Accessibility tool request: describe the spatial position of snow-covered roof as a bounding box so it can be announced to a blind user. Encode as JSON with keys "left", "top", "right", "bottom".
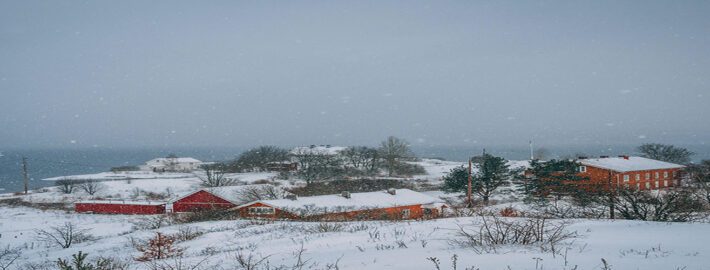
{"left": 76, "top": 200, "right": 166, "bottom": 205}
{"left": 239, "top": 189, "right": 445, "bottom": 215}
{"left": 146, "top": 157, "right": 202, "bottom": 164}
{"left": 171, "top": 184, "right": 289, "bottom": 205}
{"left": 579, "top": 156, "right": 685, "bottom": 173}
{"left": 289, "top": 145, "right": 347, "bottom": 156}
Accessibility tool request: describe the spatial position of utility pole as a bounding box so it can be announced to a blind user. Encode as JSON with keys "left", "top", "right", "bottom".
{"left": 21, "top": 157, "right": 29, "bottom": 195}
{"left": 467, "top": 156, "right": 473, "bottom": 208}
{"left": 529, "top": 140, "right": 534, "bottom": 160}
{"left": 607, "top": 169, "right": 615, "bottom": 219}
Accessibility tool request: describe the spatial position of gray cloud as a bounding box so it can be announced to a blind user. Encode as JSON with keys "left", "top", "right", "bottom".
{"left": 1, "top": 1, "right": 709, "bottom": 149}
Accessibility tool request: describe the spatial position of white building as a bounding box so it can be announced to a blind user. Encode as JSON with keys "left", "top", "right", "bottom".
{"left": 141, "top": 157, "right": 203, "bottom": 172}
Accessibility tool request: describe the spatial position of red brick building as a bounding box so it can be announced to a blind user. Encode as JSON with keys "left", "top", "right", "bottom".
{"left": 577, "top": 156, "right": 685, "bottom": 190}
{"left": 75, "top": 200, "right": 165, "bottom": 215}
{"left": 235, "top": 189, "right": 447, "bottom": 221}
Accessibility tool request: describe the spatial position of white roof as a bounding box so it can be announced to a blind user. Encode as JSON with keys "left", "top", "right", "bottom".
{"left": 172, "top": 184, "right": 288, "bottom": 205}
{"left": 147, "top": 157, "right": 202, "bottom": 164}
{"left": 579, "top": 156, "right": 685, "bottom": 172}
{"left": 290, "top": 146, "right": 347, "bottom": 156}
{"left": 241, "top": 189, "right": 445, "bottom": 215}
{"left": 77, "top": 200, "right": 165, "bottom": 205}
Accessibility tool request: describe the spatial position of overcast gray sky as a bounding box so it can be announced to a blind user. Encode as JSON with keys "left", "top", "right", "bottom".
{"left": 1, "top": 1, "right": 709, "bottom": 149}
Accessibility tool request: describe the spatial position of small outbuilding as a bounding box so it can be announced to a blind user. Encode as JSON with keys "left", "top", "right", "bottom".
{"left": 75, "top": 200, "right": 166, "bottom": 215}
{"left": 235, "top": 189, "right": 447, "bottom": 221}
{"left": 170, "top": 184, "right": 289, "bottom": 213}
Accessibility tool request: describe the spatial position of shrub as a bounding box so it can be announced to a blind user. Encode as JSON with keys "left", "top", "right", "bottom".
{"left": 0, "top": 246, "right": 21, "bottom": 270}
{"left": 499, "top": 206, "right": 519, "bottom": 217}
{"left": 35, "top": 222, "right": 93, "bottom": 249}
{"left": 451, "top": 215, "right": 576, "bottom": 254}
{"left": 135, "top": 233, "right": 184, "bottom": 262}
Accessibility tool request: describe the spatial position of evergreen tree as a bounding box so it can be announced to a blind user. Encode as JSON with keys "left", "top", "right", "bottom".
{"left": 472, "top": 153, "right": 513, "bottom": 204}
{"left": 524, "top": 159, "right": 588, "bottom": 200}
{"left": 442, "top": 166, "right": 468, "bottom": 193}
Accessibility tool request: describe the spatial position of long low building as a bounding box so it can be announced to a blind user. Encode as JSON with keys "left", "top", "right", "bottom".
{"left": 75, "top": 200, "right": 166, "bottom": 215}
{"left": 234, "top": 189, "right": 446, "bottom": 220}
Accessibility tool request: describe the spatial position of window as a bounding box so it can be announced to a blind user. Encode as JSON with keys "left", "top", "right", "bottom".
{"left": 663, "top": 171, "right": 668, "bottom": 179}
{"left": 623, "top": 175, "right": 630, "bottom": 182}
{"left": 401, "top": 209, "right": 411, "bottom": 219}
{"left": 672, "top": 171, "right": 677, "bottom": 177}
{"left": 663, "top": 180, "right": 668, "bottom": 187}
{"left": 655, "top": 172, "right": 659, "bottom": 179}
{"left": 248, "top": 207, "right": 274, "bottom": 215}
{"left": 578, "top": 166, "right": 587, "bottom": 173}
{"left": 645, "top": 173, "right": 650, "bottom": 180}
{"left": 635, "top": 174, "right": 640, "bottom": 181}
{"left": 645, "top": 182, "right": 650, "bottom": 189}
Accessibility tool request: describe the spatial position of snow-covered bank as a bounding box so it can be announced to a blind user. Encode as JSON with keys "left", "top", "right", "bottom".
{"left": 0, "top": 206, "right": 708, "bottom": 270}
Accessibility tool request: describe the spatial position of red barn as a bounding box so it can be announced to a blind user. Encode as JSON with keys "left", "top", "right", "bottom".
{"left": 171, "top": 184, "right": 289, "bottom": 213}
{"left": 577, "top": 156, "right": 685, "bottom": 190}
{"left": 75, "top": 200, "right": 165, "bottom": 215}
{"left": 235, "top": 189, "right": 447, "bottom": 221}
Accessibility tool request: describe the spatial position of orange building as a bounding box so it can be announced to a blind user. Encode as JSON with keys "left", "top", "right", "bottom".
{"left": 577, "top": 156, "right": 685, "bottom": 190}
{"left": 234, "top": 189, "right": 447, "bottom": 221}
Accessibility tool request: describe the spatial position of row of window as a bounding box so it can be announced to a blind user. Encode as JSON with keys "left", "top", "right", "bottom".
{"left": 624, "top": 180, "right": 678, "bottom": 189}
{"left": 622, "top": 171, "right": 675, "bottom": 182}
{"left": 248, "top": 207, "right": 275, "bottom": 215}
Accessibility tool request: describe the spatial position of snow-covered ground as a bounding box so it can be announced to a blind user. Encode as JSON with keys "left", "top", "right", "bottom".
{"left": 6, "top": 158, "right": 704, "bottom": 269}
{"left": 1, "top": 206, "right": 708, "bottom": 270}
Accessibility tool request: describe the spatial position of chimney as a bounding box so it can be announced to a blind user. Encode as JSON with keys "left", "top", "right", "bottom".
{"left": 387, "top": 188, "right": 397, "bottom": 195}
{"left": 341, "top": 191, "right": 351, "bottom": 199}
{"left": 286, "top": 194, "right": 298, "bottom": 201}
{"left": 622, "top": 155, "right": 629, "bottom": 160}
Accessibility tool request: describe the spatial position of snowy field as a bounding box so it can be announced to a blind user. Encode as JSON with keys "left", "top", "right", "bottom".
{"left": 4, "top": 158, "right": 705, "bottom": 269}
{"left": 1, "top": 206, "right": 708, "bottom": 269}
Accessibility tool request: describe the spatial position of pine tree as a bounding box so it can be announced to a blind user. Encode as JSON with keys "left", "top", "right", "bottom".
{"left": 472, "top": 153, "right": 512, "bottom": 204}
{"left": 524, "top": 159, "right": 588, "bottom": 200}
{"left": 442, "top": 166, "right": 468, "bottom": 193}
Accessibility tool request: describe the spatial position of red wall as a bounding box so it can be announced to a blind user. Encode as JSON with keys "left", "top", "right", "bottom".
{"left": 75, "top": 202, "right": 165, "bottom": 215}
{"left": 578, "top": 166, "right": 682, "bottom": 190}
{"left": 172, "top": 190, "right": 236, "bottom": 212}
{"left": 238, "top": 203, "right": 440, "bottom": 220}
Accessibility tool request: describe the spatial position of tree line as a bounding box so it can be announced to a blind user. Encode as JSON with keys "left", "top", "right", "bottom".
{"left": 204, "top": 136, "right": 426, "bottom": 186}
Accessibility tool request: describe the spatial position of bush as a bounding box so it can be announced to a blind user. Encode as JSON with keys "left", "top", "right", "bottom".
{"left": 173, "top": 226, "right": 204, "bottom": 242}
{"left": 35, "top": 222, "right": 93, "bottom": 249}
{"left": 393, "top": 162, "right": 426, "bottom": 176}
{"left": 613, "top": 188, "right": 706, "bottom": 222}
{"left": 135, "top": 233, "right": 184, "bottom": 262}
{"left": 0, "top": 246, "right": 21, "bottom": 270}
{"left": 306, "top": 222, "right": 345, "bottom": 233}
{"left": 56, "top": 252, "right": 130, "bottom": 270}
{"left": 451, "top": 215, "right": 576, "bottom": 254}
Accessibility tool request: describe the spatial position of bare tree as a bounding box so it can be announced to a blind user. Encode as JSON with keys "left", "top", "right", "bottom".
{"left": 0, "top": 246, "right": 21, "bottom": 270}
{"left": 229, "top": 146, "right": 289, "bottom": 172}
{"left": 35, "top": 222, "right": 93, "bottom": 248}
{"left": 379, "top": 136, "right": 414, "bottom": 177}
{"left": 235, "top": 185, "right": 286, "bottom": 204}
{"left": 56, "top": 180, "right": 76, "bottom": 194}
{"left": 197, "top": 163, "right": 235, "bottom": 187}
{"left": 292, "top": 148, "right": 343, "bottom": 185}
{"left": 687, "top": 160, "right": 710, "bottom": 204}
{"left": 80, "top": 181, "right": 105, "bottom": 195}
{"left": 638, "top": 143, "right": 694, "bottom": 164}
